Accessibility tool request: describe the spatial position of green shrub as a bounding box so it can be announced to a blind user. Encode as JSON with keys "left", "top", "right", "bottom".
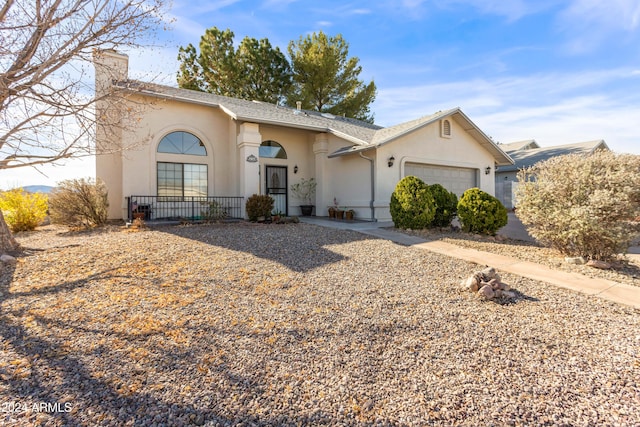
{"left": 290, "top": 178, "right": 316, "bottom": 205}
{"left": 515, "top": 151, "right": 640, "bottom": 260}
{"left": 429, "top": 183, "right": 458, "bottom": 227}
{"left": 245, "top": 194, "right": 274, "bottom": 221}
{"left": 0, "top": 188, "right": 49, "bottom": 232}
{"left": 390, "top": 176, "right": 435, "bottom": 229}
{"left": 49, "top": 178, "right": 109, "bottom": 228}
{"left": 457, "top": 187, "right": 507, "bottom": 235}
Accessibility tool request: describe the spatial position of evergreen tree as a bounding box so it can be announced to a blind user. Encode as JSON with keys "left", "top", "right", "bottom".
{"left": 287, "top": 31, "right": 377, "bottom": 123}
{"left": 177, "top": 27, "right": 292, "bottom": 104}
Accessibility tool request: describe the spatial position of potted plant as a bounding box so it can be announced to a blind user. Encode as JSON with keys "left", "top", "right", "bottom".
{"left": 345, "top": 209, "right": 355, "bottom": 220}
{"left": 290, "top": 178, "right": 316, "bottom": 216}
{"left": 328, "top": 197, "right": 339, "bottom": 219}
{"left": 272, "top": 210, "right": 284, "bottom": 223}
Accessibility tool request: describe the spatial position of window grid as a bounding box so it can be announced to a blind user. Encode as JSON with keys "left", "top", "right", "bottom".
{"left": 158, "top": 131, "right": 207, "bottom": 156}
{"left": 259, "top": 140, "right": 287, "bottom": 159}
{"left": 157, "top": 162, "right": 207, "bottom": 198}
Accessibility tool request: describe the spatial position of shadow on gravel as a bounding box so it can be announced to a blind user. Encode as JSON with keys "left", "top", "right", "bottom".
{"left": 158, "top": 222, "right": 369, "bottom": 273}
{"left": 494, "top": 289, "right": 541, "bottom": 306}
{"left": 0, "top": 318, "right": 349, "bottom": 426}
{"left": 2, "top": 268, "right": 120, "bottom": 301}
{"left": 0, "top": 287, "right": 348, "bottom": 426}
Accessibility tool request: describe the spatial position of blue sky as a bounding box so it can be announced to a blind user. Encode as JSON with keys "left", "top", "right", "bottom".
{"left": 4, "top": 0, "right": 640, "bottom": 187}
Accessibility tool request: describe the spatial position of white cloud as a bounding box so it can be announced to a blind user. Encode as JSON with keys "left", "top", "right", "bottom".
{"left": 373, "top": 68, "right": 640, "bottom": 155}
{"left": 561, "top": 0, "right": 640, "bottom": 31}
{"left": 445, "top": 0, "right": 542, "bottom": 22}
{"left": 557, "top": 0, "right": 640, "bottom": 53}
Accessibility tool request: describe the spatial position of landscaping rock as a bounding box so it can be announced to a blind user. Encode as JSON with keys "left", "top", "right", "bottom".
{"left": 586, "top": 260, "right": 611, "bottom": 270}
{"left": 478, "top": 284, "right": 495, "bottom": 300}
{"left": 565, "top": 256, "right": 586, "bottom": 265}
{"left": 0, "top": 254, "right": 16, "bottom": 265}
{"left": 461, "top": 275, "right": 479, "bottom": 292}
{"left": 462, "top": 266, "right": 514, "bottom": 301}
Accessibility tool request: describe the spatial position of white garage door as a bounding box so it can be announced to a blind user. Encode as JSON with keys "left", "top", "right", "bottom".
{"left": 404, "top": 163, "right": 477, "bottom": 197}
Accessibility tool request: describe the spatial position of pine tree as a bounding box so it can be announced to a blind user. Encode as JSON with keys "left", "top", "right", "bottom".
{"left": 287, "top": 31, "right": 376, "bottom": 123}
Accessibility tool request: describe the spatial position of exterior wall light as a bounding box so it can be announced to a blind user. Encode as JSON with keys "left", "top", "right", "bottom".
{"left": 294, "top": 165, "right": 298, "bottom": 174}
{"left": 485, "top": 166, "right": 492, "bottom": 175}
{"left": 388, "top": 156, "right": 395, "bottom": 167}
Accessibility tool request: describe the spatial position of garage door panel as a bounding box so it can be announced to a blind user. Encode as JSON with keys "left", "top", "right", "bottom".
{"left": 404, "top": 163, "right": 477, "bottom": 197}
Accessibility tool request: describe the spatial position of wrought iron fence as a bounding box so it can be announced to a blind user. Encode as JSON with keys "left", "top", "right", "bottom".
{"left": 126, "top": 196, "right": 244, "bottom": 221}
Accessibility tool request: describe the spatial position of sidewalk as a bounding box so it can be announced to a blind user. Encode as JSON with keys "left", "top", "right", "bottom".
{"left": 299, "top": 217, "right": 640, "bottom": 310}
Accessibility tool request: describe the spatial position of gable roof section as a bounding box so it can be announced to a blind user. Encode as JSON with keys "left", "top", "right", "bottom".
{"left": 115, "top": 80, "right": 381, "bottom": 145}
{"left": 500, "top": 139, "right": 540, "bottom": 152}
{"left": 497, "top": 140, "right": 609, "bottom": 172}
{"left": 329, "top": 108, "right": 513, "bottom": 166}
{"left": 115, "top": 81, "right": 512, "bottom": 166}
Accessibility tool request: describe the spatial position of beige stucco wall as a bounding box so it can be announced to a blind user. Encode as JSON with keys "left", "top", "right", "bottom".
{"left": 95, "top": 51, "right": 501, "bottom": 223}
{"left": 100, "top": 94, "right": 237, "bottom": 219}
{"left": 322, "top": 137, "right": 373, "bottom": 220}
{"left": 259, "top": 125, "right": 316, "bottom": 216}
{"left": 374, "top": 118, "right": 497, "bottom": 220}
{"left": 94, "top": 50, "right": 128, "bottom": 219}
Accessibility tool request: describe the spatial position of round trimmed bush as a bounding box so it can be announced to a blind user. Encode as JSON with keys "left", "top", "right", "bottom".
{"left": 390, "top": 176, "right": 435, "bottom": 229}
{"left": 457, "top": 187, "right": 507, "bottom": 235}
{"left": 429, "top": 183, "right": 458, "bottom": 227}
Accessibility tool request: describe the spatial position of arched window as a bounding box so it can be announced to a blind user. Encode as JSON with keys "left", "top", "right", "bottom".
{"left": 156, "top": 131, "right": 208, "bottom": 198}
{"left": 441, "top": 119, "right": 451, "bottom": 138}
{"left": 259, "top": 140, "right": 287, "bottom": 159}
{"left": 158, "top": 131, "right": 207, "bottom": 156}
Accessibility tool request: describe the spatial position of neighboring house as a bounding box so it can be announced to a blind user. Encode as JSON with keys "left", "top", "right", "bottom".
{"left": 495, "top": 139, "right": 609, "bottom": 209}
{"left": 94, "top": 50, "right": 513, "bottom": 221}
{"left": 498, "top": 139, "right": 540, "bottom": 152}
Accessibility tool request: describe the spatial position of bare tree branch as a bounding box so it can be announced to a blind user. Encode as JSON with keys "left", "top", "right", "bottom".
{"left": 1, "top": 0, "right": 167, "bottom": 171}
{"left": 0, "top": 0, "right": 168, "bottom": 251}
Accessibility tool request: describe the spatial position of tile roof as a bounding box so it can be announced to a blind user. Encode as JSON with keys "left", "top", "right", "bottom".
{"left": 329, "top": 108, "right": 513, "bottom": 166}
{"left": 117, "top": 80, "right": 381, "bottom": 145}
{"left": 499, "top": 140, "right": 539, "bottom": 152}
{"left": 497, "top": 140, "right": 609, "bottom": 172}
{"left": 116, "top": 80, "right": 513, "bottom": 165}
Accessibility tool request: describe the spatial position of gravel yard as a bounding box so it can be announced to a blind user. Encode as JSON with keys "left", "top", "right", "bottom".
{"left": 1, "top": 222, "right": 639, "bottom": 426}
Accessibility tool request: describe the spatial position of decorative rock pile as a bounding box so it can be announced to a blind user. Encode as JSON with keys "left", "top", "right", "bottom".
{"left": 461, "top": 267, "right": 516, "bottom": 301}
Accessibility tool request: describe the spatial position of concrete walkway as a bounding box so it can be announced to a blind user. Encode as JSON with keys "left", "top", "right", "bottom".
{"left": 299, "top": 217, "right": 640, "bottom": 309}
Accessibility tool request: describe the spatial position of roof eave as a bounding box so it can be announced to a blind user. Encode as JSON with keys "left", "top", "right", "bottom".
{"left": 328, "top": 144, "right": 375, "bottom": 158}
{"left": 450, "top": 110, "right": 514, "bottom": 166}
{"left": 116, "top": 82, "right": 370, "bottom": 144}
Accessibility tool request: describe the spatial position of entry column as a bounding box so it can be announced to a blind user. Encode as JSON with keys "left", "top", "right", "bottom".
{"left": 313, "top": 133, "right": 329, "bottom": 214}
{"left": 237, "top": 123, "right": 262, "bottom": 218}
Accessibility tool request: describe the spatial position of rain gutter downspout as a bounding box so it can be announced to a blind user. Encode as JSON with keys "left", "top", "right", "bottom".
{"left": 359, "top": 152, "right": 376, "bottom": 222}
